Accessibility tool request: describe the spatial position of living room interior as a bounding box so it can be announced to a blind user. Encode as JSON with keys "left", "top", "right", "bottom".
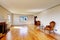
{"left": 0, "top": 0, "right": 60, "bottom": 40}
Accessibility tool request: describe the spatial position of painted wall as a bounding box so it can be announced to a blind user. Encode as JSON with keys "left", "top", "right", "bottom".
{"left": 13, "top": 14, "right": 34, "bottom": 25}
{"left": 0, "top": 6, "right": 8, "bottom": 22}
{"left": 37, "top": 5, "right": 60, "bottom": 34}
{"left": 0, "top": 5, "right": 12, "bottom": 28}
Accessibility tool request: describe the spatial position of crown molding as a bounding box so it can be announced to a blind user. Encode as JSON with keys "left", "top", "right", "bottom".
{"left": 39, "top": 4, "right": 60, "bottom": 13}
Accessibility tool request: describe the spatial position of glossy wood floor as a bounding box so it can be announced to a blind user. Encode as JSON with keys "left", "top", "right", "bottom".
{"left": 1, "top": 25, "right": 55, "bottom": 40}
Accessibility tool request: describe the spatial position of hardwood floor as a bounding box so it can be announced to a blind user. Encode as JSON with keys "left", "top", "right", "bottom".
{"left": 1, "top": 25, "right": 56, "bottom": 40}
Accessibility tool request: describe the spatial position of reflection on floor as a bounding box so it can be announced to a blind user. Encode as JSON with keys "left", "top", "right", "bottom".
{"left": 1, "top": 25, "right": 56, "bottom": 40}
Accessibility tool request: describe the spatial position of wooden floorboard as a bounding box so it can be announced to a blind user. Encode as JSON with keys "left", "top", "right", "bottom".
{"left": 1, "top": 25, "right": 56, "bottom": 40}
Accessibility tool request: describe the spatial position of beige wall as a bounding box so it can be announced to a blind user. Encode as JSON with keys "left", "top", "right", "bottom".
{"left": 37, "top": 5, "right": 60, "bottom": 34}
{"left": 0, "top": 5, "right": 12, "bottom": 22}
{"left": 0, "top": 5, "right": 8, "bottom": 22}
{"left": 0, "top": 5, "right": 12, "bottom": 28}
{"left": 12, "top": 14, "right": 34, "bottom": 25}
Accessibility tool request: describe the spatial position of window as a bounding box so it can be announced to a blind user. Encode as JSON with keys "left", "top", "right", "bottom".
{"left": 20, "top": 16, "right": 28, "bottom": 22}
{"left": 8, "top": 15, "right": 11, "bottom": 22}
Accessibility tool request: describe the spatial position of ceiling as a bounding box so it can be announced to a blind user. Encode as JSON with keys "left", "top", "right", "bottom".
{"left": 0, "top": 0, "right": 60, "bottom": 15}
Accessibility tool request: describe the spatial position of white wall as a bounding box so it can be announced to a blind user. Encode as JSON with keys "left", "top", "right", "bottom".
{"left": 37, "top": 5, "right": 60, "bottom": 34}
{"left": 13, "top": 14, "right": 34, "bottom": 25}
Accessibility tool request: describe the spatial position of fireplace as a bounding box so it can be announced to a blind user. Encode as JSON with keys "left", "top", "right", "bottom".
{"left": 0, "top": 22, "right": 7, "bottom": 34}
